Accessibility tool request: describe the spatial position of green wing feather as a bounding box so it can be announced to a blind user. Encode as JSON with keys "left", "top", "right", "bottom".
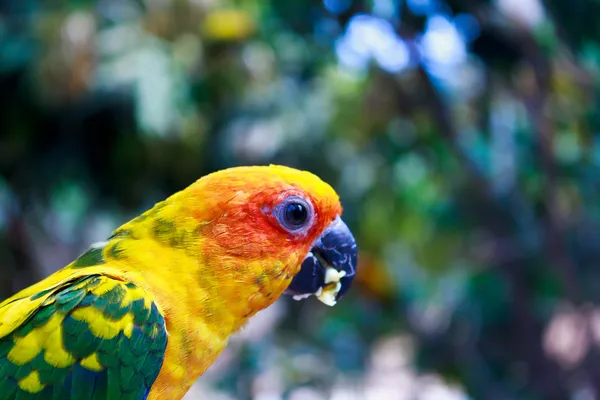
{"left": 0, "top": 274, "right": 167, "bottom": 400}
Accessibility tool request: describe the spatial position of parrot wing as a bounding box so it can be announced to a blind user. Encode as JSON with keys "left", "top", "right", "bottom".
{"left": 0, "top": 272, "right": 167, "bottom": 400}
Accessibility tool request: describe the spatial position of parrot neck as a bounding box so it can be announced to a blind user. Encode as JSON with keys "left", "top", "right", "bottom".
{"left": 101, "top": 234, "right": 296, "bottom": 398}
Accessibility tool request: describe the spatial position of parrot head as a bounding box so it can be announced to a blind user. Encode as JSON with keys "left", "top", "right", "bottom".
{"left": 181, "top": 164, "right": 358, "bottom": 307}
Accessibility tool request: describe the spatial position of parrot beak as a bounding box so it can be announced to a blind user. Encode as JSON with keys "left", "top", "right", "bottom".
{"left": 284, "top": 216, "right": 358, "bottom": 306}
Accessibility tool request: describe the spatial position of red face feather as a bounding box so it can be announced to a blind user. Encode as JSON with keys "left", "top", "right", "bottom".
{"left": 186, "top": 166, "right": 343, "bottom": 265}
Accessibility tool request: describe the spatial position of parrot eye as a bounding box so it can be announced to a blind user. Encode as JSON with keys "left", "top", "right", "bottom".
{"left": 274, "top": 196, "right": 314, "bottom": 233}
{"left": 285, "top": 203, "right": 308, "bottom": 226}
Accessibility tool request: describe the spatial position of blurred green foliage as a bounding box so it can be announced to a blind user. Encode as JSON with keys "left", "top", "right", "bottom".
{"left": 2, "top": 0, "right": 600, "bottom": 399}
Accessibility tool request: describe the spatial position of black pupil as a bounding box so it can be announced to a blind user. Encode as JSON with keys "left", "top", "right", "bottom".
{"left": 285, "top": 203, "right": 308, "bottom": 227}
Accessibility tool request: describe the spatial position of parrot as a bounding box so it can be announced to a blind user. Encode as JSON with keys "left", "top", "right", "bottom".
{"left": 0, "top": 165, "right": 358, "bottom": 400}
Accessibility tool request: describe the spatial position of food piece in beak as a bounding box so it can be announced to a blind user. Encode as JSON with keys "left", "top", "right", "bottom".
{"left": 285, "top": 217, "right": 357, "bottom": 306}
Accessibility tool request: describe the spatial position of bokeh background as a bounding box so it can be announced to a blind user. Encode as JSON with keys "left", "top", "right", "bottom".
{"left": 1, "top": 0, "right": 599, "bottom": 399}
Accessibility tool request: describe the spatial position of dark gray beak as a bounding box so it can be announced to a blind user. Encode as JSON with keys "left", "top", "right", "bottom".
{"left": 285, "top": 217, "right": 358, "bottom": 305}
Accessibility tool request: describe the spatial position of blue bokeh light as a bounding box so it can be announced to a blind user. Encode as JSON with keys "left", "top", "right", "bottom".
{"left": 419, "top": 15, "right": 467, "bottom": 68}
{"left": 407, "top": 0, "right": 440, "bottom": 16}
{"left": 454, "top": 13, "right": 481, "bottom": 42}
{"left": 335, "top": 14, "right": 410, "bottom": 73}
{"left": 323, "top": 0, "right": 353, "bottom": 15}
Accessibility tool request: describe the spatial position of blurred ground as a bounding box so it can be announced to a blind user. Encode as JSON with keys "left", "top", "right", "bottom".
{"left": 2, "top": 0, "right": 600, "bottom": 399}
